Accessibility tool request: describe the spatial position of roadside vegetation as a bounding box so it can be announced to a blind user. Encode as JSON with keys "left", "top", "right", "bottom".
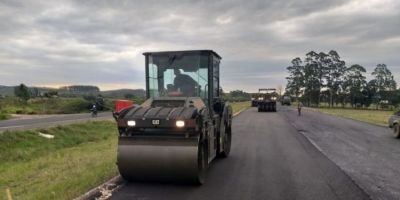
{"left": 0, "top": 121, "right": 118, "bottom": 200}
{"left": 285, "top": 50, "right": 398, "bottom": 110}
{"left": 311, "top": 107, "right": 392, "bottom": 126}
{"left": 0, "top": 84, "right": 145, "bottom": 119}
{"left": 0, "top": 96, "right": 95, "bottom": 115}
{"left": 231, "top": 101, "right": 250, "bottom": 114}
{"left": 0, "top": 111, "right": 10, "bottom": 120}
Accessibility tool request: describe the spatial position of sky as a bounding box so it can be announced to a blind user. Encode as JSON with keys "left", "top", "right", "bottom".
{"left": 0, "top": 0, "right": 399, "bottom": 92}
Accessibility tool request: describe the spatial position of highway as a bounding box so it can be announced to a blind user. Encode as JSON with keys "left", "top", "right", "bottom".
{"left": 108, "top": 106, "right": 399, "bottom": 200}
{"left": 0, "top": 112, "right": 112, "bottom": 131}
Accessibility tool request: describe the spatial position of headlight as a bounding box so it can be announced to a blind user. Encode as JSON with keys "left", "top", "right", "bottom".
{"left": 258, "top": 97, "right": 264, "bottom": 100}
{"left": 176, "top": 120, "right": 185, "bottom": 128}
{"left": 272, "top": 97, "right": 277, "bottom": 100}
{"left": 127, "top": 120, "right": 136, "bottom": 127}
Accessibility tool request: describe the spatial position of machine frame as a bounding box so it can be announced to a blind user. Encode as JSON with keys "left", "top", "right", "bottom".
{"left": 115, "top": 50, "right": 232, "bottom": 184}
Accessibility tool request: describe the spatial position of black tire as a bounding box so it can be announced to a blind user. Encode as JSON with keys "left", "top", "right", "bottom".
{"left": 393, "top": 123, "right": 400, "bottom": 138}
{"left": 219, "top": 123, "right": 232, "bottom": 158}
{"left": 196, "top": 136, "right": 208, "bottom": 184}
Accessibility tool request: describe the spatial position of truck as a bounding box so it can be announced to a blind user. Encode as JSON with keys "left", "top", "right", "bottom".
{"left": 257, "top": 88, "right": 278, "bottom": 112}
{"left": 281, "top": 95, "right": 291, "bottom": 106}
{"left": 388, "top": 113, "right": 400, "bottom": 138}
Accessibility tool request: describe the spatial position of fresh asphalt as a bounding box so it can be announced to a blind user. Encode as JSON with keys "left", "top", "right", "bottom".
{"left": 109, "top": 106, "right": 378, "bottom": 200}
{"left": 280, "top": 106, "right": 400, "bottom": 200}
{"left": 0, "top": 112, "right": 112, "bottom": 131}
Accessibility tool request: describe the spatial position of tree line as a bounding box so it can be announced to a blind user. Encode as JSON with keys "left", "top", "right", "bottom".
{"left": 285, "top": 50, "right": 397, "bottom": 108}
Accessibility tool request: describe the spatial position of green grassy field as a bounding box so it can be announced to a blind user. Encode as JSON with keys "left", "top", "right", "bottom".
{"left": 0, "top": 97, "right": 94, "bottom": 115}
{"left": 313, "top": 107, "right": 392, "bottom": 126}
{"left": 231, "top": 101, "right": 250, "bottom": 114}
{"left": 0, "top": 97, "right": 119, "bottom": 117}
{"left": 0, "top": 121, "right": 118, "bottom": 200}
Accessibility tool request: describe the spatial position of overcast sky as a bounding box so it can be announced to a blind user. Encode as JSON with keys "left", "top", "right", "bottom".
{"left": 1, "top": 0, "right": 399, "bottom": 92}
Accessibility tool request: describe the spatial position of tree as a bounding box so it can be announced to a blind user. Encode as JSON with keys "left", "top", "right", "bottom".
{"left": 124, "top": 94, "right": 136, "bottom": 99}
{"left": 30, "top": 88, "right": 40, "bottom": 97}
{"left": 277, "top": 85, "right": 283, "bottom": 97}
{"left": 366, "top": 80, "right": 379, "bottom": 108}
{"left": 285, "top": 57, "right": 304, "bottom": 98}
{"left": 285, "top": 51, "right": 400, "bottom": 108}
{"left": 324, "top": 50, "right": 347, "bottom": 107}
{"left": 303, "top": 51, "right": 322, "bottom": 106}
{"left": 14, "top": 83, "right": 30, "bottom": 102}
{"left": 44, "top": 91, "right": 58, "bottom": 98}
{"left": 343, "top": 64, "right": 367, "bottom": 107}
{"left": 371, "top": 64, "right": 397, "bottom": 105}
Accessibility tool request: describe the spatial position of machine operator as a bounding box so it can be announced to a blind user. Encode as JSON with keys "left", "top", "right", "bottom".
{"left": 173, "top": 68, "right": 197, "bottom": 96}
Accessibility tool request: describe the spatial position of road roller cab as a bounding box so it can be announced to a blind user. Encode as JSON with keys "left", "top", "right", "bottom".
{"left": 115, "top": 50, "right": 232, "bottom": 184}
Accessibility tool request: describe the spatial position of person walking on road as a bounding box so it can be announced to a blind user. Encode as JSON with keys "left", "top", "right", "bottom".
{"left": 298, "top": 102, "right": 303, "bottom": 116}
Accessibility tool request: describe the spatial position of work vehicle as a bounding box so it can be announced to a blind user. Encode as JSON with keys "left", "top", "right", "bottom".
{"left": 281, "top": 95, "right": 291, "bottom": 106}
{"left": 251, "top": 94, "right": 259, "bottom": 107}
{"left": 257, "top": 88, "right": 278, "bottom": 112}
{"left": 114, "top": 50, "right": 233, "bottom": 184}
{"left": 388, "top": 113, "right": 400, "bottom": 138}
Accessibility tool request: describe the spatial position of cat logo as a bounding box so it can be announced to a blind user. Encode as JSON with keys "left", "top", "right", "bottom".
{"left": 152, "top": 120, "right": 160, "bottom": 125}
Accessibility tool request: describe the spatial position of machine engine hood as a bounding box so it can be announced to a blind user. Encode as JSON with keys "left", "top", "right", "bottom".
{"left": 121, "top": 106, "right": 198, "bottom": 120}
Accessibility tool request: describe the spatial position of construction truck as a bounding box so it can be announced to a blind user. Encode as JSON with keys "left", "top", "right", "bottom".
{"left": 113, "top": 50, "right": 232, "bottom": 184}
{"left": 281, "top": 95, "right": 291, "bottom": 106}
{"left": 257, "top": 88, "right": 278, "bottom": 112}
{"left": 251, "top": 94, "right": 259, "bottom": 107}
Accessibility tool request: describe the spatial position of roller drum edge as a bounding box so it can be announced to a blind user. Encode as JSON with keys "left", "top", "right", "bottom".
{"left": 117, "top": 136, "right": 201, "bottom": 183}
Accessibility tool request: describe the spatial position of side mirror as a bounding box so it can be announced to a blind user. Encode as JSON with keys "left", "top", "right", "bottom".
{"left": 112, "top": 111, "right": 119, "bottom": 120}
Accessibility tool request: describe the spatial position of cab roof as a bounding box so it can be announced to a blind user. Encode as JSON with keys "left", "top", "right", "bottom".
{"left": 143, "top": 50, "right": 222, "bottom": 59}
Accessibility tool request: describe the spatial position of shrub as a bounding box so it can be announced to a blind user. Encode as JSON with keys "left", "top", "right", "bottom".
{"left": 393, "top": 107, "right": 400, "bottom": 115}
{"left": 58, "top": 98, "right": 92, "bottom": 114}
{"left": 0, "top": 111, "right": 10, "bottom": 120}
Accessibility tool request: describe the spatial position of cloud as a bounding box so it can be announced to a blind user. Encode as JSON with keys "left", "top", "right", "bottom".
{"left": 0, "top": 0, "right": 399, "bottom": 91}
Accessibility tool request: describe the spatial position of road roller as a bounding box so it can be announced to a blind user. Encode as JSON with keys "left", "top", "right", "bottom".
{"left": 257, "top": 88, "right": 278, "bottom": 112}
{"left": 114, "top": 50, "right": 232, "bottom": 184}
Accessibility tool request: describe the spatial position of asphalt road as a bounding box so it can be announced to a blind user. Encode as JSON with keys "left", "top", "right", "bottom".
{"left": 109, "top": 107, "right": 371, "bottom": 200}
{"left": 280, "top": 106, "right": 400, "bottom": 200}
{"left": 0, "top": 112, "right": 112, "bottom": 131}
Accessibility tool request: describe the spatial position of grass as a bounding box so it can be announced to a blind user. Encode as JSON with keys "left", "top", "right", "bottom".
{"left": 231, "top": 101, "right": 251, "bottom": 114}
{"left": 0, "top": 97, "right": 117, "bottom": 115}
{"left": 0, "top": 121, "right": 118, "bottom": 200}
{"left": 0, "top": 112, "right": 10, "bottom": 120}
{"left": 0, "top": 101, "right": 249, "bottom": 200}
{"left": 312, "top": 107, "right": 392, "bottom": 126}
